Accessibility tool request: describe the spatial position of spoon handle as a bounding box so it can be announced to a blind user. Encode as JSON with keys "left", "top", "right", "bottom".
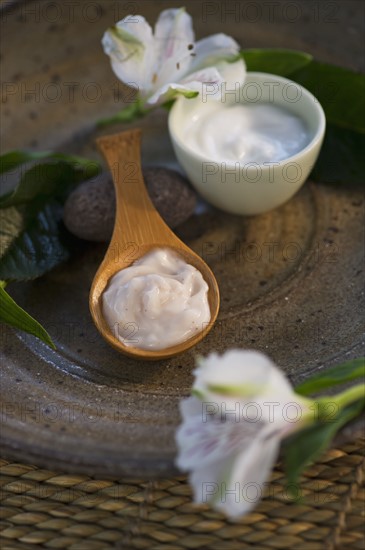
{"left": 96, "top": 129, "right": 173, "bottom": 246}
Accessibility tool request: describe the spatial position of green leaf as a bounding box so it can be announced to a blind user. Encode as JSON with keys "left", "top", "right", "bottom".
{"left": 1, "top": 162, "right": 76, "bottom": 208}
{"left": 241, "top": 48, "right": 313, "bottom": 77}
{"left": 0, "top": 151, "right": 99, "bottom": 340}
{"left": 295, "top": 358, "right": 365, "bottom": 396}
{"left": 97, "top": 101, "right": 148, "bottom": 128}
{"left": 0, "top": 151, "right": 54, "bottom": 174}
{"left": 0, "top": 150, "right": 100, "bottom": 177}
{"left": 0, "top": 152, "right": 99, "bottom": 282}
{"left": 0, "top": 281, "right": 55, "bottom": 349}
{"left": 311, "top": 125, "right": 365, "bottom": 184}
{"left": 0, "top": 202, "right": 72, "bottom": 281}
{"left": 291, "top": 61, "right": 365, "bottom": 133}
{"left": 0, "top": 161, "right": 99, "bottom": 209}
{"left": 0, "top": 206, "right": 23, "bottom": 257}
{"left": 284, "top": 398, "right": 365, "bottom": 486}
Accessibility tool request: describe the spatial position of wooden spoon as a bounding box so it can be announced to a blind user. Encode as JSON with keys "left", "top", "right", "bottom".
{"left": 89, "top": 129, "right": 220, "bottom": 360}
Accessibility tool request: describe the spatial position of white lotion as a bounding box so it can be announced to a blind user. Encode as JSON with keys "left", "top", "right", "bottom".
{"left": 186, "top": 103, "right": 310, "bottom": 164}
{"left": 102, "top": 249, "right": 211, "bottom": 350}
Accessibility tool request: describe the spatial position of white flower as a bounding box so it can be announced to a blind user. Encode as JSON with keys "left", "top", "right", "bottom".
{"left": 102, "top": 7, "right": 246, "bottom": 106}
{"left": 176, "top": 350, "right": 313, "bottom": 518}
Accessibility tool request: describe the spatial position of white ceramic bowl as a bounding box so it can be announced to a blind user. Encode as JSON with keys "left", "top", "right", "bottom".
{"left": 168, "top": 72, "right": 326, "bottom": 215}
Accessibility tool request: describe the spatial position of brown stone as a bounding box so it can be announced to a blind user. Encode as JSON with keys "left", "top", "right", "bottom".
{"left": 63, "top": 168, "right": 197, "bottom": 241}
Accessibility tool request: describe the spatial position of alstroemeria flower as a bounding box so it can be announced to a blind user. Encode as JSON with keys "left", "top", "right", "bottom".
{"left": 176, "top": 350, "right": 313, "bottom": 518}
{"left": 102, "top": 7, "right": 246, "bottom": 106}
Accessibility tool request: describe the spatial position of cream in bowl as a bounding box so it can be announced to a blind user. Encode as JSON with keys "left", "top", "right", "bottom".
{"left": 187, "top": 103, "right": 310, "bottom": 164}
{"left": 168, "top": 72, "right": 326, "bottom": 215}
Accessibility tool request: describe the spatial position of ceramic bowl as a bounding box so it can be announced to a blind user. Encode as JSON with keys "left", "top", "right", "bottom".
{"left": 168, "top": 72, "right": 326, "bottom": 215}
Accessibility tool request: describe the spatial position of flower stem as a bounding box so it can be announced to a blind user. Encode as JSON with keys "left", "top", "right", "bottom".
{"left": 316, "top": 384, "right": 365, "bottom": 419}
{"left": 97, "top": 99, "right": 148, "bottom": 128}
{"left": 330, "top": 384, "right": 365, "bottom": 409}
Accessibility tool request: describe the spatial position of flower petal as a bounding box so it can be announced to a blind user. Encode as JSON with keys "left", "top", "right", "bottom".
{"left": 243, "top": 394, "right": 312, "bottom": 427}
{"left": 179, "top": 395, "right": 203, "bottom": 420}
{"left": 189, "top": 456, "right": 234, "bottom": 506}
{"left": 189, "top": 59, "right": 246, "bottom": 102}
{"left": 152, "top": 8, "right": 196, "bottom": 88}
{"left": 180, "top": 67, "right": 223, "bottom": 88}
{"left": 216, "top": 429, "right": 280, "bottom": 517}
{"left": 176, "top": 397, "right": 266, "bottom": 470}
{"left": 176, "top": 407, "right": 234, "bottom": 470}
{"left": 194, "top": 350, "right": 281, "bottom": 397}
{"left": 190, "top": 33, "right": 240, "bottom": 72}
{"left": 215, "top": 58, "right": 247, "bottom": 97}
{"left": 192, "top": 350, "right": 300, "bottom": 421}
{"left": 102, "top": 16, "right": 155, "bottom": 92}
{"left": 146, "top": 66, "right": 224, "bottom": 105}
{"left": 187, "top": 424, "right": 279, "bottom": 518}
{"left": 146, "top": 82, "right": 199, "bottom": 106}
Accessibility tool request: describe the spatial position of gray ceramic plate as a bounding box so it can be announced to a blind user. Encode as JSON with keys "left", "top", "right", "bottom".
{"left": 1, "top": 1, "right": 364, "bottom": 477}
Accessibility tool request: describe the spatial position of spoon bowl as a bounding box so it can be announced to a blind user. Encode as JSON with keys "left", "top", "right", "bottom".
{"left": 89, "top": 129, "right": 220, "bottom": 360}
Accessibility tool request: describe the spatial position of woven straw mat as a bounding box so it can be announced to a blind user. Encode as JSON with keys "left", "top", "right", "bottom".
{"left": 0, "top": 438, "right": 364, "bottom": 550}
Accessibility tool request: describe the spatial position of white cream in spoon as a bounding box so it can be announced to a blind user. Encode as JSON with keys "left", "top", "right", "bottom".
{"left": 186, "top": 102, "right": 310, "bottom": 164}
{"left": 102, "top": 248, "right": 211, "bottom": 350}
